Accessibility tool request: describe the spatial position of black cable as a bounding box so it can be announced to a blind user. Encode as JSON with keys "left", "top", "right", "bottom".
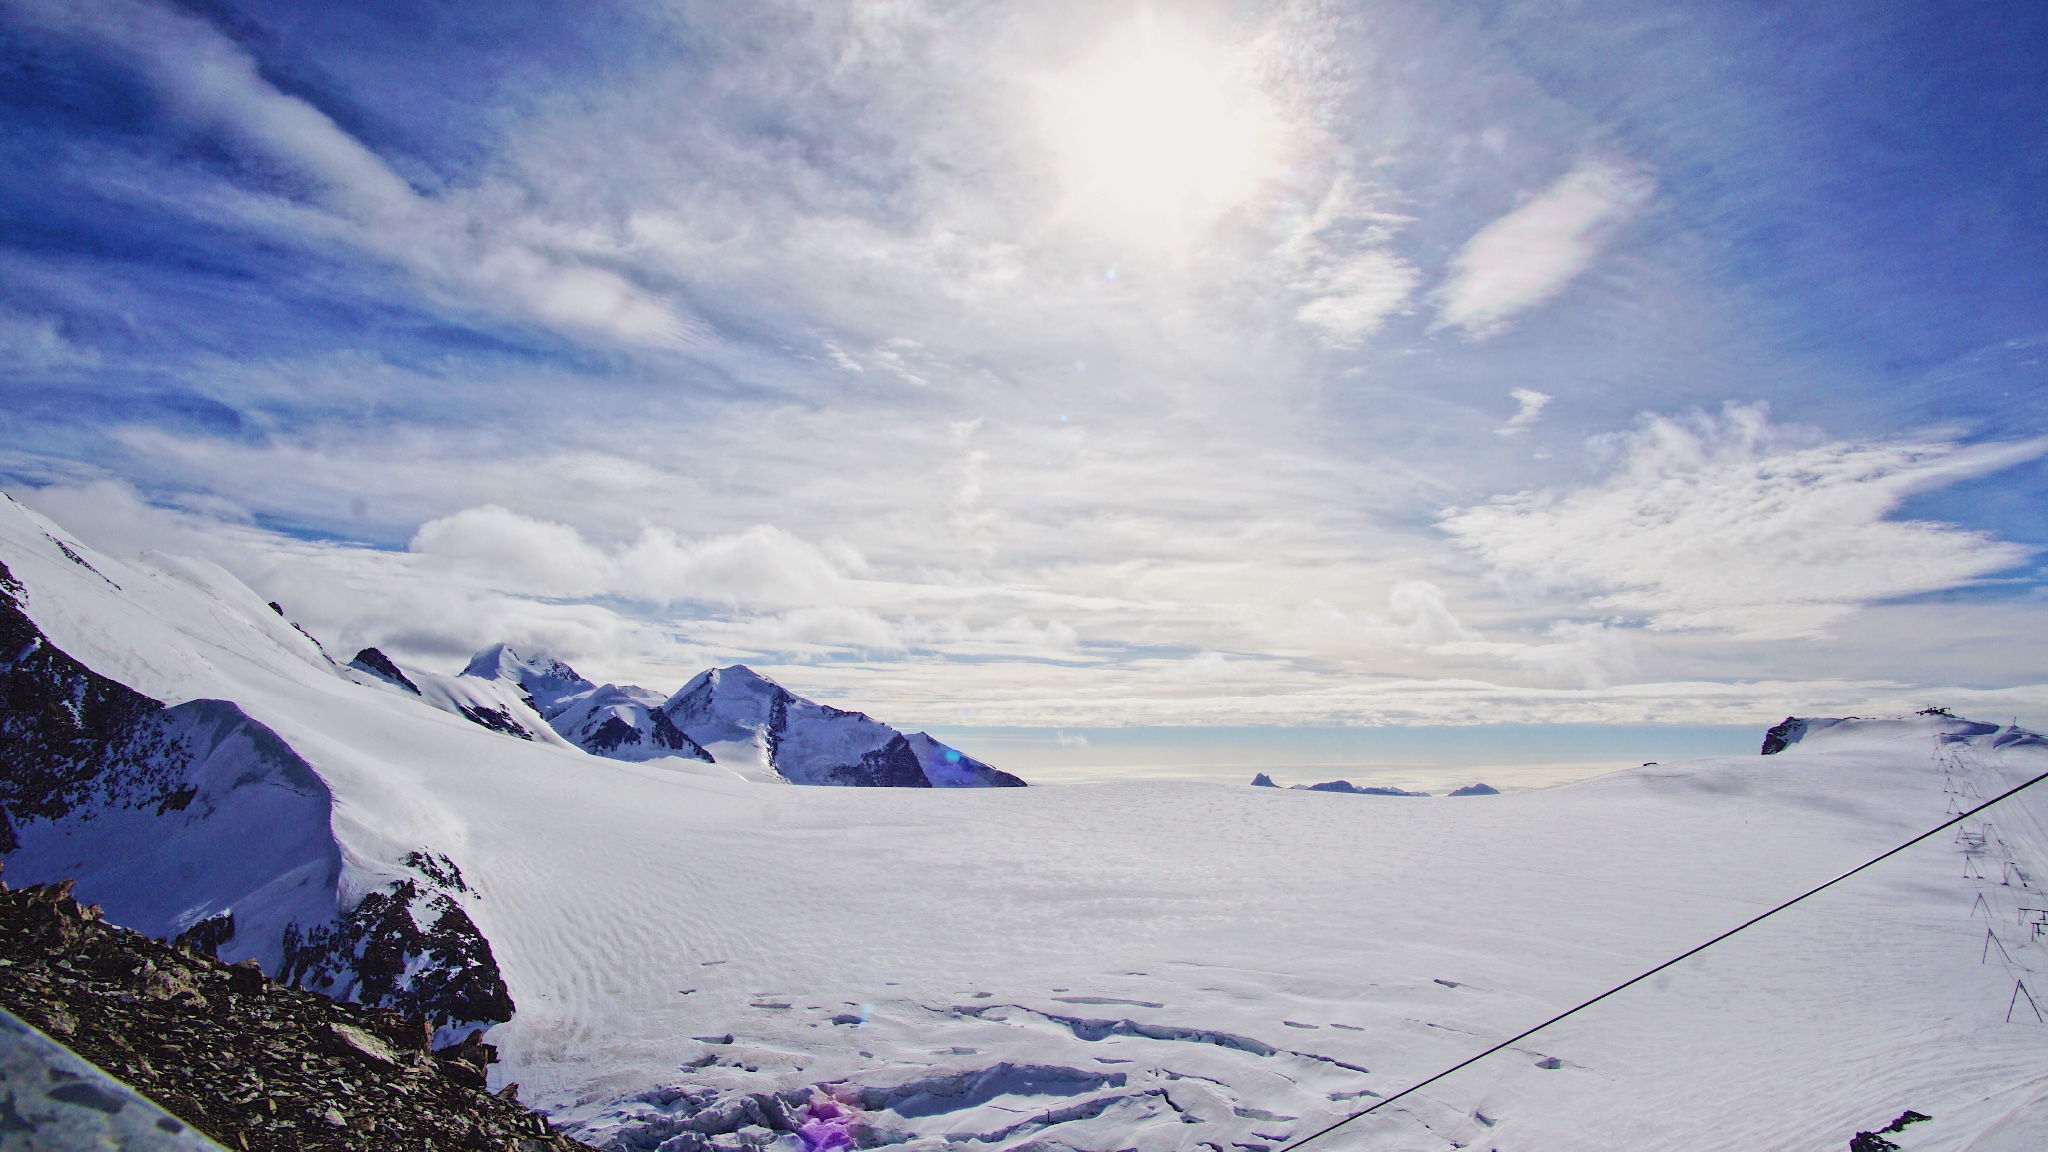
{"left": 1281, "top": 763, "right": 2048, "bottom": 1152}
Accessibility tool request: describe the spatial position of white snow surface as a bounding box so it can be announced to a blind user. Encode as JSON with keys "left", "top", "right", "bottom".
{"left": 3, "top": 495, "right": 2047, "bottom": 1151}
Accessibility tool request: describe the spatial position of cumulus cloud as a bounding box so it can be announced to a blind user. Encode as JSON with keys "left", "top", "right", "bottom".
{"left": 1436, "top": 159, "right": 1651, "bottom": 336}
{"left": 1440, "top": 405, "right": 2047, "bottom": 638}
{"left": 410, "top": 505, "right": 612, "bottom": 598}
{"left": 10, "top": 0, "right": 697, "bottom": 348}
{"left": 410, "top": 507, "right": 861, "bottom": 611}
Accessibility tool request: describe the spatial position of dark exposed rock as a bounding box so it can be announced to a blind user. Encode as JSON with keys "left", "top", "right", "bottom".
{"left": 456, "top": 704, "right": 537, "bottom": 740}
{"left": 1250, "top": 774, "right": 1278, "bottom": 788}
{"left": 1292, "top": 780, "right": 1429, "bottom": 797}
{"left": 1761, "top": 717, "right": 1807, "bottom": 755}
{"left": 280, "top": 874, "right": 514, "bottom": 1035}
{"left": 823, "top": 734, "right": 931, "bottom": 789}
{"left": 173, "top": 910, "right": 236, "bottom": 957}
{"left": 0, "top": 560, "right": 172, "bottom": 854}
{"left": 1448, "top": 784, "right": 1499, "bottom": 796}
{"left": 402, "top": 850, "right": 470, "bottom": 895}
{"left": 42, "top": 532, "right": 116, "bottom": 587}
{"left": 347, "top": 649, "right": 420, "bottom": 695}
{"left": 0, "top": 875, "right": 590, "bottom": 1151}
{"left": 577, "top": 709, "right": 714, "bottom": 761}
{"left": 1850, "top": 1109, "right": 1931, "bottom": 1149}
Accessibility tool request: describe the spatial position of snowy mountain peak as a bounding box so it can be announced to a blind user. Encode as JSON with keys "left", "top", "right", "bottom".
{"left": 460, "top": 643, "right": 591, "bottom": 707}
{"left": 662, "top": 664, "right": 799, "bottom": 748}
{"left": 658, "top": 665, "right": 1022, "bottom": 788}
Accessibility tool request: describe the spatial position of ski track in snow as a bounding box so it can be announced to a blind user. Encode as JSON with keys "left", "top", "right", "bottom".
{"left": 1, "top": 497, "right": 2046, "bottom": 1151}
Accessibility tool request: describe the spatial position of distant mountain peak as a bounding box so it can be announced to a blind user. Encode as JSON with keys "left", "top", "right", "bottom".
{"left": 460, "top": 643, "right": 585, "bottom": 689}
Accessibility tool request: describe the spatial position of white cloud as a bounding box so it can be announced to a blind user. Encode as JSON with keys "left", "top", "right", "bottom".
{"left": 1295, "top": 250, "right": 1421, "bottom": 347}
{"left": 1496, "top": 388, "right": 1552, "bottom": 436}
{"left": 11, "top": 0, "right": 697, "bottom": 348}
{"left": 1440, "top": 405, "right": 2048, "bottom": 638}
{"left": 1436, "top": 159, "right": 1652, "bottom": 336}
{"left": 1281, "top": 176, "right": 1418, "bottom": 348}
{"left": 410, "top": 505, "right": 612, "bottom": 598}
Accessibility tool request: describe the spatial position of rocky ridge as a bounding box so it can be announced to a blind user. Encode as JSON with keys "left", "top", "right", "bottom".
{"left": 0, "top": 874, "right": 586, "bottom": 1152}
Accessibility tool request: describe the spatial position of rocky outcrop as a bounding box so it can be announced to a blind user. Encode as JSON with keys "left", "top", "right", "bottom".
{"left": 1448, "top": 783, "right": 1499, "bottom": 796}
{"left": 1294, "top": 780, "right": 1429, "bottom": 797}
{"left": 1848, "top": 1110, "right": 1930, "bottom": 1152}
{"left": 820, "top": 733, "right": 931, "bottom": 788}
{"left": 347, "top": 648, "right": 419, "bottom": 695}
{"left": 1761, "top": 717, "right": 1807, "bottom": 755}
{"left": 0, "top": 876, "right": 588, "bottom": 1151}
{"left": 280, "top": 867, "right": 514, "bottom": 1041}
{"left": 1250, "top": 773, "right": 1279, "bottom": 788}
{"left": 0, "top": 559, "right": 175, "bottom": 854}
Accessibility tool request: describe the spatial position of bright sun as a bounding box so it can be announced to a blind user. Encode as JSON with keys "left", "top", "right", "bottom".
{"left": 1040, "top": 25, "right": 1288, "bottom": 237}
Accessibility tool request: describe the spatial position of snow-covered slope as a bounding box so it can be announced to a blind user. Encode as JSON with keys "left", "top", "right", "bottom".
{"left": 0, "top": 496, "right": 526, "bottom": 1040}
{"left": 4, "top": 492, "right": 2047, "bottom": 1151}
{"left": 661, "top": 664, "right": 1025, "bottom": 787}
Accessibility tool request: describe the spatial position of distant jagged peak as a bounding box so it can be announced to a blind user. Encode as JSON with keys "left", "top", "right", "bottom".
{"left": 661, "top": 665, "right": 1023, "bottom": 787}
{"left": 457, "top": 645, "right": 599, "bottom": 722}
{"left": 460, "top": 642, "right": 586, "bottom": 689}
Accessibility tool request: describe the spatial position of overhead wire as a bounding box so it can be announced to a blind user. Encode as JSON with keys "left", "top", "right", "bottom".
{"left": 1279, "top": 762, "right": 2048, "bottom": 1152}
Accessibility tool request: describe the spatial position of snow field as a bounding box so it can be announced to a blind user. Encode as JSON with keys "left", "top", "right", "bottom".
{"left": 2, "top": 497, "right": 2044, "bottom": 1150}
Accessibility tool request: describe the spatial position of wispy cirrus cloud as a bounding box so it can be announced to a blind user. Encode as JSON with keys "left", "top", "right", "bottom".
{"left": 9, "top": 0, "right": 698, "bottom": 349}
{"left": 1441, "top": 405, "right": 2047, "bottom": 638}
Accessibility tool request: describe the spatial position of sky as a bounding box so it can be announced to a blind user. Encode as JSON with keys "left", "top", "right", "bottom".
{"left": 3, "top": 0, "right": 2047, "bottom": 771}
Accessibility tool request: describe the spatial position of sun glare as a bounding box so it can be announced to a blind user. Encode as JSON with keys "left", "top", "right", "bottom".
{"left": 1040, "top": 27, "right": 1287, "bottom": 237}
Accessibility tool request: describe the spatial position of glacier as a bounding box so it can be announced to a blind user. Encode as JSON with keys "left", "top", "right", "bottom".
{"left": 2, "top": 490, "right": 2047, "bottom": 1152}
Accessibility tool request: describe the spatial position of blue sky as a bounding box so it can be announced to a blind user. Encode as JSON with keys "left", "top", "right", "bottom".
{"left": 4, "top": 0, "right": 2046, "bottom": 746}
